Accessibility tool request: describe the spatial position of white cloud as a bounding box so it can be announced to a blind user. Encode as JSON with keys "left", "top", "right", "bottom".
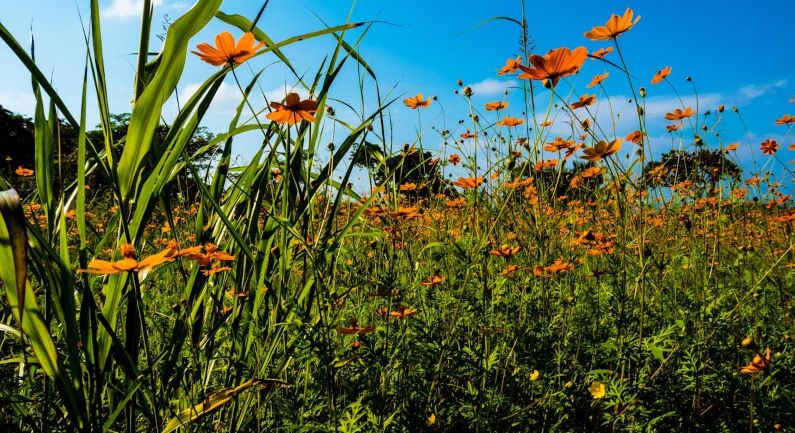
{"left": 465, "top": 78, "right": 517, "bottom": 97}
{"left": 736, "top": 79, "right": 786, "bottom": 102}
{"left": 179, "top": 81, "right": 240, "bottom": 107}
{"left": 102, "top": 0, "right": 163, "bottom": 19}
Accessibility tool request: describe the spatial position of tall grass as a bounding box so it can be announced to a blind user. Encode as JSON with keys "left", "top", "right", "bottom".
{"left": 0, "top": 2, "right": 793, "bottom": 433}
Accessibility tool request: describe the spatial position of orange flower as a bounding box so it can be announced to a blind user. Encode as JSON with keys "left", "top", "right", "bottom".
{"left": 723, "top": 143, "right": 739, "bottom": 153}
{"left": 775, "top": 114, "right": 794, "bottom": 125}
{"left": 15, "top": 166, "right": 33, "bottom": 177}
{"left": 580, "top": 166, "right": 603, "bottom": 178}
{"left": 625, "top": 130, "right": 643, "bottom": 144}
{"left": 201, "top": 264, "right": 232, "bottom": 276}
{"left": 581, "top": 139, "right": 622, "bottom": 162}
{"left": 570, "top": 94, "right": 596, "bottom": 110}
{"left": 500, "top": 264, "right": 521, "bottom": 276}
{"left": 664, "top": 107, "right": 695, "bottom": 121}
{"left": 666, "top": 123, "right": 683, "bottom": 132}
{"left": 266, "top": 93, "right": 319, "bottom": 125}
{"left": 497, "top": 56, "right": 522, "bottom": 75}
{"left": 586, "top": 72, "right": 609, "bottom": 89}
{"left": 740, "top": 347, "right": 771, "bottom": 374}
{"left": 445, "top": 197, "right": 466, "bottom": 208}
{"left": 490, "top": 244, "right": 520, "bottom": 258}
{"left": 336, "top": 319, "right": 375, "bottom": 335}
{"left": 517, "top": 47, "right": 588, "bottom": 87}
{"left": 399, "top": 183, "right": 417, "bottom": 192}
{"left": 651, "top": 66, "right": 671, "bottom": 85}
{"left": 590, "top": 46, "right": 613, "bottom": 59}
{"left": 460, "top": 130, "right": 477, "bottom": 139}
{"left": 420, "top": 273, "right": 446, "bottom": 286}
{"left": 544, "top": 258, "right": 574, "bottom": 274}
{"left": 544, "top": 137, "right": 575, "bottom": 152}
{"left": 485, "top": 101, "right": 508, "bottom": 111}
{"left": 79, "top": 243, "right": 178, "bottom": 275}
{"left": 760, "top": 139, "right": 779, "bottom": 155}
{"left": 584, "top": 8, "right": 641, "bottom": 41}
{"left": 389, "top": 306, "right": 417, "bottom": 318}
{"left": 192, "top": 32, "right": 265, "bottom": 67}
{"left": 181, "top": 243, "right": 236, "bottom": 267}
{"left": 497, "top": 116, "right": 525, "bottom": 127}
{"left": 451, "top": 176, "right": 485, "bottom": 189}
{"left": 448, "top": 153, "right": 462, "bottom": 165}
{"left": 403, "top": 93, "right": 432, "bottom": 109}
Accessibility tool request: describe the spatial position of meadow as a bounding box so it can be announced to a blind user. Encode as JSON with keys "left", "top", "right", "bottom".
{"left": 0, "top": 2, "right": 793, "bottom": 432}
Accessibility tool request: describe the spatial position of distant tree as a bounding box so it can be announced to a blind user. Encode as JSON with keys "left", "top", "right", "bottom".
{"left": 0, "top": 105, "right": 216, "bottom": 197}
{"left": 352, "top": 142, "right": 449, "bottom": 197}
{"left": 642, "top": 149, "right": 741, "bottom": 193}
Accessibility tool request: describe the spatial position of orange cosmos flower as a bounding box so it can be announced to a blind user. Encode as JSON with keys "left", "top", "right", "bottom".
{"left": 490, "top": 244, "right": 520, "bottom": 258}
{"left": 590, "top": 46, "right": 613, "bottom": 59}
{"left": 497, "top": 56, "right": 522, "bottom": 75}
{"left": 544, "top": 258, "right": 575, "bottom": 274}
{"left": 570, "top": 94, "right": 596, "bottom": 110}
{"left": 485, "top": 101, "right": 508, "bottom": 111}
{"left": 586, "top": 72, "right": 609, "bottom": 89}
{"left": 451, "top": 176, "right": 485, "bottom": 189}
{"left": 399, "top": 183, "right": 417, "bottom": 192}
{"left": 723, "top": 143, "right": 739, "bottom": 153}
{"left": 775, "top": 114, "right": 794, "bottom": 125}
{"left": 517, "top": 47, "right": 588, "bottom": 87}
{"left": 336, "top": 319, "right": 375, "bottom": 335}
{"left": 665, "top": 107, "right": 695, "bottom": 121}
{"left": 625, "top": 130, "right": 643, "bottom": 144}
{"left": 460, "top": 130, "right": 477, "bottom": 139}
{"left": 544, "top": 137, "right": 575, "bottom": 152}
{"left": 79, "top": 243, "right": 178, "bottom": 275}
{"left": 201, "top": 264, "right": 232, "bottom": 276}
{"left": 500, "top": 264, "right": 521, "bottom": 276}
{"left": 266, "top": 93, "right": 319, "bottom": 125}
{"left": 760, "top": 139, "right": 779, "bottom": 155}
{"left": 497, "top": 116, "right": 525, "bottom": 127}
{"left": 389, "top": 306, "right": 417, "bottom": 318}
{"left": 448, "top": 153, "right": 462, "bottom": 165}
{"left": 584, "top": 8, "right": 641, "bottom": 41}
{"left": 192, "top": 32, "right": 265, "bottom": 67}
{"left": 15, "top": 166, "right": 33, "bottom": 177}
{"left": 740, "top": 347, "right": 771, "bottom": 374}
{"left": 651, "top": 66, "right": 671, "bottom": 85}
{"left": 420, "top": 273, "right": 446, "bottom": 286}
{"left": 445, "top": 197, "right": 466, "bottom": 208}
{"left": 666, "top": 123, "right": 683, "bottom": 132}
{"left": 181, "top": 243, "right": 236, "bottom": 267}
{"left": 403, "top": 93, "right": 432, "bottom": 109}
{"left": 581, "top": 139, "right": 623, "bottom": 162}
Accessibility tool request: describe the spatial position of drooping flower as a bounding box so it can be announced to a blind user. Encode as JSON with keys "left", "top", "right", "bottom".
{"left": 760, "top": 139, "right": 779, "bottom": 155}
{"left": 590, "top": 46, "right": 613, "bottom": 59}
{"left": 740, "top": 347, "right": 772, "bottom": 374}
{"left": 15, "top": 166, "right": 33, "bottom": 177}
{"left": 651, "top": 66, "right": 672, "bottom": 85}
{"left": 586, "top": 72, "right": 609, "bottom": 89}
{"left": 775, "top": 114, "right": 794, "bottom": 125}
{"left": 485, "top": 101, "right": 508, "bottom": 111}
{"left": 266, "top": 93, "right": 319, "bottom": 125}
{"left": 517, "top": 47, "right": 588, "bottom": 87}
{"left": 403, "top": 93, "right": 432, "bottom": 109}
{"left": 570, "top": 94, "right": 596, "bottom": 110}
{"left": 664, "top": 107, "right": 695, "bottom": 121}
{"left": 490, "top": 244, "right": 520, "bottom": 258}
{"left": 420, "top": 273, "right": 446, "bottom": 286}
{"left": 584, "top": 8, "right": 641, "bottom": 41}
{"left": 581, "top": 139, "right": 623, "bottom": 162}
{"left": 497, "top": 56, "right": 522, "bottom": 75}
{"left": 192, "top": 32, "right": 265, "bottom": 67}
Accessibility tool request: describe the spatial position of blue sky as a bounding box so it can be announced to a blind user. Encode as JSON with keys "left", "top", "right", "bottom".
{"left": 1, "top": 0, "right": 793, "bottom": 185}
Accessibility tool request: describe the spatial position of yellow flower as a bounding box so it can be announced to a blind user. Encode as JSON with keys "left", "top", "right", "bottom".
{"left": 529, "top": 370, "right": 540, "bottom": 381}
{"left": 589, "top": 381, "right": 606, "bottom": 399}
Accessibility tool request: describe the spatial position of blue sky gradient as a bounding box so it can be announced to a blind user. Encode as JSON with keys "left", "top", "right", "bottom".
{"left": 1, "top": 0, "right": 793, "bottom": 185}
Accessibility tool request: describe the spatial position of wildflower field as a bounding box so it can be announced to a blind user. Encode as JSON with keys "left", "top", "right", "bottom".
{"left": 0, "top": 2, "right": 793, "bottom": 432}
